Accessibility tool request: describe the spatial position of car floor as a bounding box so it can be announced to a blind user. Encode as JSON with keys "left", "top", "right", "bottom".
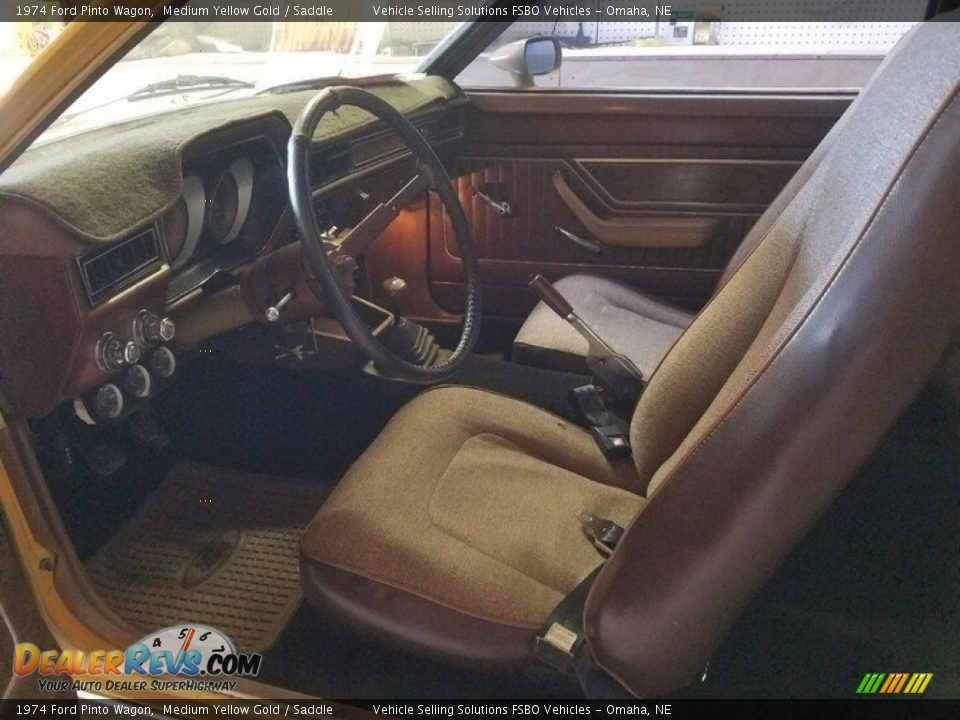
{"left": 35, "top": 347, "right": 958, "bottom": 699}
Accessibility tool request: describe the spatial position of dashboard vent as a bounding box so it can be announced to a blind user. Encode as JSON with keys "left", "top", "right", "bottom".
{"left": 78, "top": 228, "right": 162, "bottom": 305}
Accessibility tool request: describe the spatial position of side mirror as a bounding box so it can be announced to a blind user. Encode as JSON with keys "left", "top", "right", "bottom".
{"left": 489, "top": 37, "right": 562, "bottom": 88}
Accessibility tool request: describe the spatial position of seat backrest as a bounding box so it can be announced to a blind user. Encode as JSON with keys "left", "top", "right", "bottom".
{"left": 715, "top": 89, "right": 848, "bottom": 288}
{"left": 587, "top": 21, "right": 960, "bottom": 697}
{"left": 715, "top": 22, "right": 916, "bottom": 290}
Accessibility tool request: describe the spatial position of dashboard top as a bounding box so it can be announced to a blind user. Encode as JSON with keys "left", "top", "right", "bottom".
{"left": 0, "top": 75, "right": 461, "bottom": 245}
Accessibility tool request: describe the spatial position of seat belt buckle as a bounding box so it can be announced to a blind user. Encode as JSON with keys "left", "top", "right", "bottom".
{"left": 589, "top": 425, "right": 631, "bottom": 459}
{"left": 577, "top": 511, "right": 624, "bottom": 557}
{"left": 534, "top": 621, "right": 582, "bottom": 673}
{"left": 570, "top": 385, "right": 632, "bottom": 460}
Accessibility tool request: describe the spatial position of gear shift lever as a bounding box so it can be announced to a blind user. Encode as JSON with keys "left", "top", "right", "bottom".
{"left": 529, "top": 275, "right": 643, "bottom": 404}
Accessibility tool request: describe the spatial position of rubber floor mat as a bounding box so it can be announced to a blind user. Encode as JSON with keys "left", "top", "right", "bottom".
{"left": 85, "top": 461, "right": 324, "bottom": 652}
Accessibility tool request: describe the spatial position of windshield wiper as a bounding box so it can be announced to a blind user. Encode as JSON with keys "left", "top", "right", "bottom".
{"left": 257, "top": 75, "right": 343, "bottom": 95}
{"left": 43, "top": 74, "right": 256, "bottom": 136}
{"left": 129, "top": 74, "right": 254, "bottom": 101}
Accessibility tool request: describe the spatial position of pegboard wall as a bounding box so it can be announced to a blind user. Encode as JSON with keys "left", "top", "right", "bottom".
{"left": 500, "top": 0, "right": 926, "bottom": 50}
{"left": 718, "top": 21, "right": 920, "bottom": 48}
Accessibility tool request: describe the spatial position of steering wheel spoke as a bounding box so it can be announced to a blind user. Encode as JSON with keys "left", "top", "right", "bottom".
{"left": 338, "top": 170, "right": 432, "bottom": 259}
{"left": 288, "top": 86, "right": 480, "bottom": 381}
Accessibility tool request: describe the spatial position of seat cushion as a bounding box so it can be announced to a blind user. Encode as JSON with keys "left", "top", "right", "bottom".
{"left": 513, "top": 274, "right": 693, "bottom": 376}
{"left": 300, "top": 386, "right": 643, "bottom": 664}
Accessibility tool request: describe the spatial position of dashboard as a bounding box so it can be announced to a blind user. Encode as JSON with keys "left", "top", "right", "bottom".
{"left": 0, "top": 77, "right": 466, "bottom": 420}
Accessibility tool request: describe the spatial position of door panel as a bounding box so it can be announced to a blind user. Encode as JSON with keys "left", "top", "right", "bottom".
{"left": 578, "top": 158, "right": 800, "bottom": 210}
{"left": 429, "top": 91, "right": 852, "bottom": 317}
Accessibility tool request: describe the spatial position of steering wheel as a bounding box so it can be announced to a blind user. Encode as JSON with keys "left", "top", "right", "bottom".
{"left": 287, "top": 86, "right": 481, "bottom": 381}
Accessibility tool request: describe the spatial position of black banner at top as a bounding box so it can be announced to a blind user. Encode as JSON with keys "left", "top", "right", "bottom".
{"left": 2, "top": 698, "right": 960, "bottom": 720}
{"left": 2, "top": 0, "right": 948, "bottom": 23}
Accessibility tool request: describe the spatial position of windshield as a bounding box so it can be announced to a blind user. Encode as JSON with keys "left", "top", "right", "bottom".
{"left": 16, "top": 20, "right": 464, "bottom": 144}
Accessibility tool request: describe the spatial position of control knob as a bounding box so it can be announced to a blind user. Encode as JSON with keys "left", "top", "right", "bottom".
{"left": 135, "top": 310, "right": 175, "bottom": 345}
{"left": 97, "top": 333, "right": 140, "bottom": 371}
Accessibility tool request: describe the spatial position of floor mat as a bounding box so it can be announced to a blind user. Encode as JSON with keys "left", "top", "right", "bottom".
{"left": 85, "top": 461, "right": 323, "bottom": 653}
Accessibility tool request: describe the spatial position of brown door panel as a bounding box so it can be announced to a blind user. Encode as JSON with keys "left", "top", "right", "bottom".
{"left": 575, "top": 158, "right": 801, "bottom": 211}
{"left": 428, "top": 91, "right": 851, "bottom": 318}
{"left": 431, "top": 159, "right": 753, "bottom": 315}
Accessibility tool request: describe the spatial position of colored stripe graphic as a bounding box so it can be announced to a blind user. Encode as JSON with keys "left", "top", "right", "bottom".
{"left": 906, "top": 673, "right": 934, "bottom": 693}
{"left": 857, "top": 673, "right": 885, "bottom": 693}
{"left": 879, "top": 674, "right": 895, "bottom": 693}
{"left": 857, "top": 672, "right": 932, "bottom": 694}
{"left": 892, "top": 673, "right": 909, "bottom": 693}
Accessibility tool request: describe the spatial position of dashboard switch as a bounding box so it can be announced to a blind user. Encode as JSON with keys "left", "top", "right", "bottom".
{"left": 135, "top": 310, "right": 176, "bottom": 345}
{"left": 265, "top": 291, "right": 294, "bottom": 323}
{"left": 97, "top": 332, "right": 138, "bottom": 371}
{"left": 158, "top": 317, "right": 176, "bottom": 342}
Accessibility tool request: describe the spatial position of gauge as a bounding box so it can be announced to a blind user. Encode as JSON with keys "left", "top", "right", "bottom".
{"left": 162, "top": 175, "right": 205, "bottom": 269}
{"left": 206, "top": 156, "right": 253, "bottom": 246}
{"left": 123, "top": 364, "right": 152, "bottom": 399}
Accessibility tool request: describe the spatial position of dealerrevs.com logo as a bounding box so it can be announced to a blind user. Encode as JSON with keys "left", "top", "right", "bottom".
{"left": 14, "top": 625, "right": 261, "bottom": 693}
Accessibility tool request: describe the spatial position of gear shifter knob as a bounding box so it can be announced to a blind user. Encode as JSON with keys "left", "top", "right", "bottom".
{"left": 383, "top": 276, "right": 408, "bottom": 298}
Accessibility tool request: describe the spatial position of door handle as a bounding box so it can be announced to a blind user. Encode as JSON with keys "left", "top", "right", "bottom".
{"left": 471, "top": 185, "right": 517, "bottom": 218}
{"left": 555, "top": 226, "right": 602, "bottom": 255}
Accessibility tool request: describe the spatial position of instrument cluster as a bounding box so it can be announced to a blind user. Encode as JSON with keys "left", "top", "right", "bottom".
{"left": 160, "top": 136, "right": 286, "bottom": 301}
{"left": 163, "top": 157, "right": 254, "bottom": 270}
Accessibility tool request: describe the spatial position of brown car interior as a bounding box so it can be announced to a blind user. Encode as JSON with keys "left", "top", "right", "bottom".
{"left": 0, "top": 19, "right": 958, "bottom": 701}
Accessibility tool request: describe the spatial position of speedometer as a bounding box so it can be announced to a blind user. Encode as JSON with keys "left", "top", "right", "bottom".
{"left": 206, "top": 156, "right": 253, "bottom": 245}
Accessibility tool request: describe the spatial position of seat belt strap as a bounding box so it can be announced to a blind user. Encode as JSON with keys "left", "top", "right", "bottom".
{"left": 533, "top": 566, "right": 601, "bottom": 673}
{"left": 534, "top": 512, "right": 625, "bottom": 672}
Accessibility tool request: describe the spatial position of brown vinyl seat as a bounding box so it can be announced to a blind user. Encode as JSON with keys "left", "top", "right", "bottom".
{"left": 300, "top": 23, "right": 960, "bottom": 697}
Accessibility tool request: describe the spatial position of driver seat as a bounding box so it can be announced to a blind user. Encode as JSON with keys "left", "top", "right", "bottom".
{"left": 300, "top": 23, "right": 960, "bottom": 697}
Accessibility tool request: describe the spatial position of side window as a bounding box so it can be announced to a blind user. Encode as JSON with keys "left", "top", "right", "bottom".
{"left": 458, "top": 18, "right": 922, "bottom": 91}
